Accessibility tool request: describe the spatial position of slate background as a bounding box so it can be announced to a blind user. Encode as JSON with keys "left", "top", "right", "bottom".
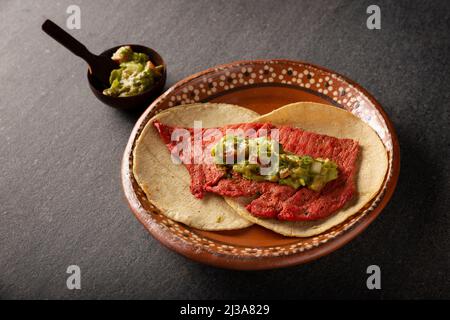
{"left": 0, "top": 0, "right": 449, "bottom": 299}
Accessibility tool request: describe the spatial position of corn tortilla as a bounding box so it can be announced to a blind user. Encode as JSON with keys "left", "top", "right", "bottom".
{"left": 225, "top": 102, "right": 389, "bottom": 237}
{"left": 133, "top": 103, "right": 258, "bottom": 230}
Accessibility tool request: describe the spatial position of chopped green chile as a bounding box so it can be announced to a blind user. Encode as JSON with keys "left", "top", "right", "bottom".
{"left": 211, "top": 135, "right": 339, "bottom": 192}
{"left": 103, "top": 46, "right": 163, "bottom": 97}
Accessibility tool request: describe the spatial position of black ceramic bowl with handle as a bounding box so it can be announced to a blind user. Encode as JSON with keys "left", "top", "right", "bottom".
{"left": 87, "top": 44, "right": 167, "bottom": 110}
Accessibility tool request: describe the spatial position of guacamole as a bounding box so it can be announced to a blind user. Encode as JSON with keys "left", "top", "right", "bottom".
{"left": 103, "top": 46, "right": 163, "bottom": 97}
{"left": 211, "top": 135, "right": 338, "bottom": 192}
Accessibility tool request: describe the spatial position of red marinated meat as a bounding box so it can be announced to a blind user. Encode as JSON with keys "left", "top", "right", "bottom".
{"left": 153, "top": 121, "right": 359, "bottom": 221}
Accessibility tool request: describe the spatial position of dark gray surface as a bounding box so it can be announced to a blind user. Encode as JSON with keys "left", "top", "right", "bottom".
{"left": 1, "top": 0, "right": 449, "bottom": 299}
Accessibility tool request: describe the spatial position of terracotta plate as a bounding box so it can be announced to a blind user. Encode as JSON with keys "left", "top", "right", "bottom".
{"left": 122, "top": 60, "right": 400, "bottom": 270}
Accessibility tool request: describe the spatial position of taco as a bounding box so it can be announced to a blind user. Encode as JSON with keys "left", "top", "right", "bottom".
{"left": 132, "top": 103, "right": 258, "bottom": 231}
{"left": 224, "top": 102, "right": 388, "bottom": 236}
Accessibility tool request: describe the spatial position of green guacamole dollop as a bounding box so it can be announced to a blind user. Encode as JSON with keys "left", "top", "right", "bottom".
{"left": 211, "top": 135, "right": 339, "bottom": 192}
{"left": 103, "top": 46, "right": 163, "bottom": 97}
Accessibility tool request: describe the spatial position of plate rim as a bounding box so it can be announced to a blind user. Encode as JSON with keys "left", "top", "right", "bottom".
{"left": 121, "top": 59, "right": 400, "bottom": 270}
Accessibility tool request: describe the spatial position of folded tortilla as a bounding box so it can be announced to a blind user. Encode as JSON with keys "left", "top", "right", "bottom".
{"left": 133, "top": 103, "right": 258, "bottom": 230}
{"left": 225, "top": 102, "right": 388, "bottom": 237}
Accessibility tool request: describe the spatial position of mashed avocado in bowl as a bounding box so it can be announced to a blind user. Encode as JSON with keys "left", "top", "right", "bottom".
{"left": 103, "top": 46, "right": 164, "bottom": 97}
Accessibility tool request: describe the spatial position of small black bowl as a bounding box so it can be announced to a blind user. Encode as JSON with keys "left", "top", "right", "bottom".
{"left": 87, "top": 44, "right": 167, "bottom": 110}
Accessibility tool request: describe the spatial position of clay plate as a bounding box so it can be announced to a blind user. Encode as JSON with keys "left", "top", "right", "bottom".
{"left": 121, "top": 60, "right": 400, "bottom": 270}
